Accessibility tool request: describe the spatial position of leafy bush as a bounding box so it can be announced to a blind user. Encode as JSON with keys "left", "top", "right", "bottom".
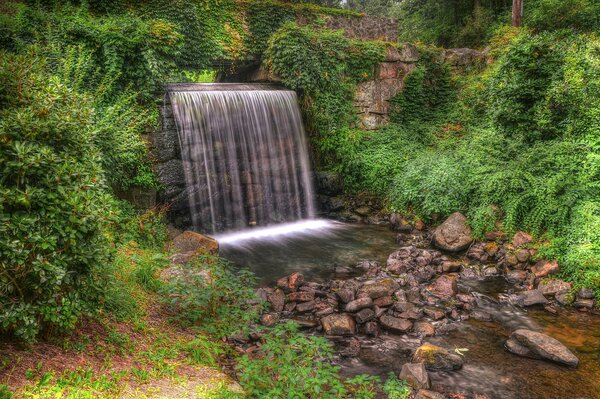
{"left": 383, "top": 373, "right": 411, "bottom": 399}
{"left": 237, "top": 322, "right": 383, "bottom": 398}
{"left": 0, "top": 50, "right": 114, "bottom": 341}
{"left": 527, "top": 0, "right": 600, "bottom": 32}
{"left": 162, "top": 255, "right": 261, "bottom": 338}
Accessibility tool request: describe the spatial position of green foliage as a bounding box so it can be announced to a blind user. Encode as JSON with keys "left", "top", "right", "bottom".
{"left": 0, "top": 50, "right": 114, "bottom": 342}
{"left": 383, "top": 373, "right": 411, "bottom": 399}
{"left": 237, "top": 322, "right": 380, "bottom": 398}
{"left": 0, "top": 384, "right": 12, "bottom": 399}
{"left": 162, "top": 255, "right": 261, "bottom": 338}
{"left": 526, "top": 0, "right": 600, "bottom": 32}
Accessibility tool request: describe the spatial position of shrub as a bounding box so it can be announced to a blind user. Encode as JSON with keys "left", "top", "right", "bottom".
{"left": 0, "top": 50, "right": 113, "bottom": 341}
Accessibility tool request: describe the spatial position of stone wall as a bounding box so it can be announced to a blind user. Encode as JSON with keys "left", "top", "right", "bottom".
{"left": 323, "top": 15, "right": 399, "bottom": 42}
{"left": 148, "top": 93, "right": 191, "bottom": 228}
{"left": 355, "top": 44, "right": 419, "bottom": 129}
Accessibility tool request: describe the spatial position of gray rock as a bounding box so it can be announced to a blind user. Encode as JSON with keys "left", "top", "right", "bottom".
{"left": 380, "top": 315, "right": 413, "bottom": 333}
{"left": 355, "top": 308, "right": 376, "bottom": 324}
{"left": 432, "top": 212, "right": 473, "bottom": 252}
{"left": 538, "top": 279, "right": 572, "bottom": 297}
{"left": 345, "top": 297, "right": 374, "bottom": 313}
{"left": 517, "top": 290, "right": 549, "bottom": 307}
{"left": 506, "top": 329, "right": 579, "bottom": 367}
{"left": 577, "top": 288, "right": 595, "bottom": 300}
{"left": 399, "top": 362, "right": 430, "bottom": 390}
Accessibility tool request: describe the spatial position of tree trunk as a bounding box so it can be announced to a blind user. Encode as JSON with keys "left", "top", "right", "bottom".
{"left": 512, "top": 0, "right": 523, "bottom": 27}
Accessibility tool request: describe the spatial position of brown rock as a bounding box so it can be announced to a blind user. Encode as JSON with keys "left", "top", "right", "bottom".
{"left": 364, "top": 321, "right": 380, "bottom": 336}
{"left": 277, "top": 272, "right": 304, "bottom": 293}
{"left": 355, "top": 308, "right": 376, "bottom": 323}
{"left": 345, "top": 297, "right": 374, "bottom": 313}
{"left": 512, "top": 232, "right": 533, "bottom": 247}
{"left": 441, "top": 261, "right": 462, "bottom": 273}
{"left": 423, "top": 307, "right": 445, "bottom": 320}
{"left": 516, "top": 248, "right": 530, "bottom": 263}
{"left": 415, "top": 220, "right": 426, "bottom": 230}
{"left": 531, "top": 260, "right": 559, "bottom": 278}
{"left": 415, "top": 390, "right": 445, "bottom": 399}
{"left": 295, "top": 300, "right": 316, "bottom": 313}
{"left": 412, "top": 343, "right": 464, "bottom": 371}
{"left": 414, "top": 321, "right": 435, "bottom": 337}
{"left": 260, "top": 313, "right": 279, "bottom": 326}
{"left": 506, "top": 329, "right": 579, "bottom": 367}
{"left": 380, "top": 315, "right": 413, "bottom": 333}
{"left": 538, "top": 279, "right": 572, "bottom": 297}
{"left": 359, "top": 278, "right": 400, "bottom": 299}
{"left": 430, "top": 275, "right": 458, "bottom": 299}
{"left": 374, "top": 296, "right": 394, "bottom": 307}
{"left": 268, "top": 289, "right": 285, "bottom": 312}
{"left": 287, "top": 291, "right": 314, "bottom": 302}
{"left": 171, "top": 231, "right": 219, "bottom": 255}
{"left": 517, "top": 290, "right": 549, "bottom": 307}
{"left": 321, "top": 314, "right": 356, "bottom": 336}
{"left": 399, "top": 362, "right": 430, "bottom": 390}
{"left": 432, "top": 212, "right": 473, "bottom": 252}
{"left": 506, "top": 270, "right": 528, "bottom": 284}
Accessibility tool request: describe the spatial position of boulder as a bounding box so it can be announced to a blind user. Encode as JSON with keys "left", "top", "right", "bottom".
{"left": 538, "top": 279, "right": 572, "bottom": 297}
{"left": 380, "top": 315, "right": 413, "bottom": 333}
{"left": 267, "top": 289, "right": 285, "bottom": 313}
{"left": 432, "top": 212, "right": 473, "bottom": 252}
{"left": 412, "top": 343, "right": 464, "bottom": 371}
{"left": 516, "top": 290, "right": 548, "bottom": 307}
{"left": 399, "top": 362, "right": 430, "bottom": 390}
{"left": 429, "top": 275, "right": 458, "bottom": 299}
{"left": 321, "top": 314, "right": 356, "bottom": 336}
{"left": 531, "top": 260, "right": 559, "bottom": 278}
{"left": 345, "top": 297, "right": 373, "bottom": 313}
{"left": 171, "top": 231, "right": 219, "bottom": 256}
{"left": 359, "top": 278, "right": 400, "bottom": 299}
{"left": 512, "top": 232, "right": 533, "bottom": 247}
{"left": 355, "top": 308, "right": 376, "bottom": 324}
{"left": 505, "top": 329, "right": 579, "bottom": 367}
{"left": 287, "top": 291, "right": 314, "bottom": 302}
{"left": 277, "top": 272, "right": 304, "bottom": 293}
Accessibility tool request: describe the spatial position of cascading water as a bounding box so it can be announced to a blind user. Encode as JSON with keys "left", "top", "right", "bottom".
{"left": 169, "top": 84, "right": 316, "bottom": 234}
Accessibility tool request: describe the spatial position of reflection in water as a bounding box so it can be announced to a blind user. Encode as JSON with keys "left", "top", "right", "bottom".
{"left": 221, "top": 223, "right": 600, "bottom": 399}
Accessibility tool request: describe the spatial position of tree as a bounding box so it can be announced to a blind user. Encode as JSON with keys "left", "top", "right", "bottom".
{"left": 512, "top": 0, "right": 523, "bottom": 26}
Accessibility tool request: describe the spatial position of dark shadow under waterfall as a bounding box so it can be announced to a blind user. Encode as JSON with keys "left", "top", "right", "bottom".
{"left": 169, "top": 83, "right": 316, "bottom": 234}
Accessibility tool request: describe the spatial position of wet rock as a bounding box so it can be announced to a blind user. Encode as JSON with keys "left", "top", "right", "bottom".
{"left": 471, "top": 309, "right": 492, "bottom": 322}
{"left": 423, "top": 307, "right": 445, "bottom": 320}
{"left": 287, "top": 291, "right": 314, "bottom": 302}
{"left": 390, "top": 213, "right": 413, "bottom": 232}
{"left": 260, "top": 313, "right": 280, "bottom": 327}
{"left": 555, "top": 291, "right": 573, "bottom": 306}
{"left": 380, "top": 315, "right": 413, "bottom": 333}
{"left": 574, "top": 299, "right": 595, "bottom": 309}
{"left": 531, "top": 260, "right": 559, "bottom": 278}
{"left": 268, "top": 289, "right": 285, "bottom": 312}
{"left": 512, "top": 231, "right": 533, "bottom": 247}
{"left": 171, "top": 231, "right": 219, "bottom": 258}
{"left": 321, "top": 314, "right": 356, "bottom": 336}
{"left": 277, "top": 272, "right": 304, "bottom": 293}
{"left": 432, "top": 212, "right": 473, "bottom": 252}
{"left": 399, "top": 362, "right": 431, "bottom": 390}
{"left": 517, "top": 290, "right": 548, "bottom": 307}
{"left": 538, "top": 279, "right": 572, "bottom": 297}
{"left": 413, "top": 321, "right": 435, "bottom": 337}
{"left": 456, "top": 294, "right": 476, "bottom": 305}
{"left": 429, "top": 275, "right": 458, "bottom": 299}
{"left": 415, "top": 390, "right": 445, "bottom": 399}
{"left": 355, "top": 308, "right": 376, "bottom": 324}
{"left": 505, "top": 329, "right": 579, "bottom": 367}
{"left": 412, "top": 343, "right": 464, "bottom": 371}
{"left": 359, "top": 278, "right": 400, "bottom": 299}
{"left": 345, "top": 297, "right": 373, "bottom": 313}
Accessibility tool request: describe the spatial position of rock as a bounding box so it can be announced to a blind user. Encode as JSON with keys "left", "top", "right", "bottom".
{"left": 471, "top": 309, "right": 492, "bottom": 322}
{"left": 407, "top": 287, "right": 422, "bottom": 303}
{"left": 517, "top": 290, "right": 549, "bottom": 307}
{"left": 390, "top": 213, "right": 413, "bottom": 232}
{"left": 355, "top": 206, "right": 371, "bottom": 216}
{"left": 538, "top": 279, "right": 572, "bottom": 297}
{"left": 413, "top": 321, "right": 435, "bottom": 337}
{"left": 345, "top": 297, "right": 374, "bottom": 313}
{"left": 359, "top": 279, "right": 400, "bottom": 299}
{"left": 506, "top": 270, "right": 528, "bottom": 284}
{"left": 483, "top": 266, "right": 499, "bottom": 277}
{"left": 516, "top": 249, "right": 530, "bottom": 263}
{"left": 577, "top": 288, "right": 595, "bottom": 300}
{"left": 380, "top": 315, "right": 413, "bottom": 334}
{"left": 364, "top": 321, "right": 380, "bottom": 336}
{"left": 277, "top": 272, "right": 304, "bottom": 293}
{"left": 398, "top": 43, "right": 420, "bottom": 62}
{"left": 260, "top": 313, "right": 280, "bottom": 327}
{"left": 443, "top": 48, "right": 485, "bottom": 66}
{"left": 268, "top": 289, "right": 285, "bottom": 312}
{"left": 412, "top": 343, "right": 464, "bottom": 371}
{"left": 355, "top": 308, "right": 376, "bottom": 324}
{"left": 287, "top": 291, "right": 314, "bottom": 302}
{"left": 555, "top": 291, "right": 573, "bottom": 306}
{"left": 296, "top": 301, "right": 316, "bottom": 313}
{"left": 171, "top": 231, "right": 219, "bottom": 256}
{"left": 337, "top": 288, "right": 355, "bottom": 304}
{"left": 321, "top": 314, "right": 356, "bottom": 336}
{"left": 339, "top": 337, "right": 361, "bottom": 357}
{"left": 506, "top": 329, "right": 579, "bottom": 367}
{"left": 399, "top": 362, "right": 431, "bottom": 390}
{"left": 423, "top": 307, "right": 445, "bottom": 320}
{"left": 574, "top": 299, "right": 595, "bottom": 309}
{"left": 414, "top": 220, "right": 426, "bottom": 230}
{"left": 432, "top": 212, "right": 473, "bottom": 252}
{"left": 429, "top": 275, "right": 458, "bottom": 299}
{"left": 315, "top": 171, "right": 343, "bottom": 196}
{"left": 512, "top": 232, "right": 533, "bottom": 247}
{"left": 415, "top": 390, "right": 445, "bottom": 399}
{"left": 291, "top": 317, "right": 319, "bottom": 328}
{"left": 373, "top": 296, "right": 394, "bottom": 307}
{"left": 441, "top": 261, "right": 462, "bottom": 273}
{"left": 531, "top": 260, "right": 559, "bottom": 278}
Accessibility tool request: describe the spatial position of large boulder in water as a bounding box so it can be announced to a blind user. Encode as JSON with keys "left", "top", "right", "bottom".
{"left": 432, "top": 212, "right": 473, "bottom": 252}
{"left": 171, "top": 231, "right": 219, "bottom": 255}
{"left": 399, "top": 362, "right": 431, "bottom": 390}
{"left": 505, "top": 329, "right": 579, "bottom": 367}
{"left": 412, "top": 343, "right": 464, "bottom": 371}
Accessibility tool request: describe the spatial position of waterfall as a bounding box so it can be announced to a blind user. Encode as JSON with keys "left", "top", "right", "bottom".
{"left": 169, "top": 84, "right": 316, "bottom": 234}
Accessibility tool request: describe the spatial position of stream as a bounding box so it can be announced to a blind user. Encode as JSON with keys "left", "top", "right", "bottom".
{"left": 219, "top": 221, "right": 600, "bottom": 399}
